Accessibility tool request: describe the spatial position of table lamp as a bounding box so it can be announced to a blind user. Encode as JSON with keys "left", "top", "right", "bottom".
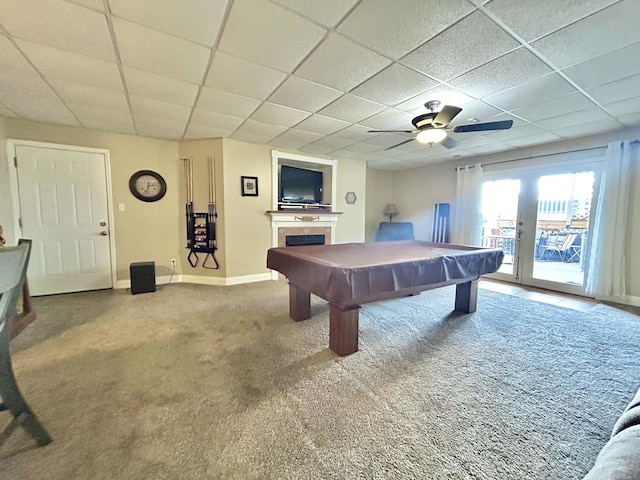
{"left": 384, "top": 203, "right": 398, "bottom": 222}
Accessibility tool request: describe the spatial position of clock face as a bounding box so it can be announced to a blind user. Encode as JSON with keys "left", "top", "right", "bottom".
{"left": 129, "top": 170, "right": 167, "bottom": 202}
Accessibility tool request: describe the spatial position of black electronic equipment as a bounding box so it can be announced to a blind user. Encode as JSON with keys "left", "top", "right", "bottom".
{"left": 279, "top": 165, "right": 323, "bottom": 204}
{"left": 130, "top": 261, "right": 156, "bottom": 295}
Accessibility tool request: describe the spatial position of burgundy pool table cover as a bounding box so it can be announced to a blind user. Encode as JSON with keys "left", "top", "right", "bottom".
{"left": 267, "top": 241, "right": 504, "bottom": 308}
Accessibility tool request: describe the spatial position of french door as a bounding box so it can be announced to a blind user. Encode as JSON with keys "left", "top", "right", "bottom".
{"left": 481, "top": 164, "right": 600, "bottom": 296}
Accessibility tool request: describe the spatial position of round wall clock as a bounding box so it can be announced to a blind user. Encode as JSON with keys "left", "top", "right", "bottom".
{"left": 129, "top": 170, "right": 167, "bottom": 202}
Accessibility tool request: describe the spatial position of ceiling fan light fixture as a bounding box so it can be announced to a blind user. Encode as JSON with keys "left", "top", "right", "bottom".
{"left": 416, "top": 128, "right": 447, "bottom": 144}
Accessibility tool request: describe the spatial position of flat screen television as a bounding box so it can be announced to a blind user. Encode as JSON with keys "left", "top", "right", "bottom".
{"left": 279, "top": 165, "right": 323, "bottom": 204}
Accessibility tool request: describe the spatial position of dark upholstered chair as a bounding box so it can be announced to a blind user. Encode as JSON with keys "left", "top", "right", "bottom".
{"left": 375, "top": 222, "right": 414, "bottom": 241}
{"left": 583, "top": 387, "right": 640, "bottom": 479}
{"left": 0, "top": 240, "right": 52, "bottom": 449}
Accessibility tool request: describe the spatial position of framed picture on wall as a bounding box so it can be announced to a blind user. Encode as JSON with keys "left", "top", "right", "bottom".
{"left": 241, "top": 176, "right": 258, "bottom": 196}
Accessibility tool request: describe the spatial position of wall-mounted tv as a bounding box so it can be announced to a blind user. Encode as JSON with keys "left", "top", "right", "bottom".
{"left": 279, "top": 165, "right": 323, "bottom": 204}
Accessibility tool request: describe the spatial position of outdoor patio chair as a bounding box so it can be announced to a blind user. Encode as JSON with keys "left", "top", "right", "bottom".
{"left": 540, "top": 233, "right": 577, "bottom": 262}
{"left": 0, "top": 239, "right": 52, "bottom": 449}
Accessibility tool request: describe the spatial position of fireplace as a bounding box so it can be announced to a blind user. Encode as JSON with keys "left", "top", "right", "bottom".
{"left": 285, "top": 234, "right": 325, "bottom": 247}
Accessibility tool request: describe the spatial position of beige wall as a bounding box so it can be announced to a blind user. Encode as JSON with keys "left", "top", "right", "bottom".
{"left": 0, "top": 116, "right": 13, "bottom": 243}
{"left": 364, "top": 168, "right": 393, "bottom": 241}
{"left": 392, "top": 162, "right": 456, "bottom": 241}
{"left": 334, "top": 157, "right": 367, "bottom": 243}
{"left": 220, "top": 139, "right": 273, "bottom": 278}
{"left": 1, "top": 118, "right": 182, "bottom": 282}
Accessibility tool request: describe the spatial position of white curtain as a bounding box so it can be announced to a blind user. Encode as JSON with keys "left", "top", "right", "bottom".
{"left": 585, "top": 140, "right": 637, "bottom": 297}
{"left": 452, "top": 163, "right": 483, "bottom": 245}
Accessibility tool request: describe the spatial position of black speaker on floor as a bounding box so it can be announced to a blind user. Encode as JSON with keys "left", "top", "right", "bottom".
{"left": 130, "top": 261, "right": 156, "bottom": 295}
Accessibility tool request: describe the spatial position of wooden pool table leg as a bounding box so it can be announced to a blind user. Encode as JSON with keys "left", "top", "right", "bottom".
{"left": 329, "top": 304, "right": 360, "bottom": 356}
{"left": 289, "top": 283, "right": 311, "bottom": 321}
{"left": 454, "top": 279, "right": 478, "bottom": 313}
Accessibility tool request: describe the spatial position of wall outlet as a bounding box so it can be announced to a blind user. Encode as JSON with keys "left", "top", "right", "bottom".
{"left": 170, "top": 258, "right": 176, "bottom": 267}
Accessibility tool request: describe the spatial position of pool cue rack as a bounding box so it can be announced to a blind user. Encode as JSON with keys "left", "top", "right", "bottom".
{"left": 183, "top": 156, "right": 219, "bottom": 269}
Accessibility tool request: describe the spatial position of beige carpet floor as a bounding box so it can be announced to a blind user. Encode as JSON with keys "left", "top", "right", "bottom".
{"left": 2, "top": 281, "right": 640, "bottom": 479}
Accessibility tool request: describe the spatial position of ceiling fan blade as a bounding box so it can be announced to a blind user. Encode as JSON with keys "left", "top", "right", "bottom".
{"left": 384, "top": 138, "right": 415, "bottom": 151}
{"left": 367, "top": 129, "right": 415, "bottom": 134}
{"left": 441, "top": 137, "right": 458, "bottom": 149}
{"left": 452, "top": 120, "right": 514, "bottom": 133}
{"left": 432, "top": 105, "right": 462, "bottom": 128}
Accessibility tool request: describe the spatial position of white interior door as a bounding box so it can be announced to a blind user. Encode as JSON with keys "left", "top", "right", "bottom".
{"left": 15, "top": 145, "right": 112, "bottom": 295}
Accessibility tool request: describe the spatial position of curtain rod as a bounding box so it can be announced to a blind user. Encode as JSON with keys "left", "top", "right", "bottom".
{"left": 454, "top": 139, "right": 640, "bottom": 171}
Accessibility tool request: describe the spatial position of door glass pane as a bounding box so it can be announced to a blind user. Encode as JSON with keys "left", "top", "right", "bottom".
{"left": 532, "top": 172, "right": 595, "bottom": 286}
{"left": 481, "top": 179, "right": 520, "bottom": 276}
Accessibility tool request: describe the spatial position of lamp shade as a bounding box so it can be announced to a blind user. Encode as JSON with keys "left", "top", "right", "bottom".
{"left": 416, "top": 128, "right": 447, "bottom": 144}
{"left": 384, "top": 203, "right": 398, "bottom": 222}
{"left": 384, "top": 203, "right": 398, "bottom": 216}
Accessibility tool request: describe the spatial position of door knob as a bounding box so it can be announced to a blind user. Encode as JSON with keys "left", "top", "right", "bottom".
{"left": 100, "top": 231, "right": 108, "bottom": 236}
{"left": 100, "top": 221, "right": 107, "bottom": 226}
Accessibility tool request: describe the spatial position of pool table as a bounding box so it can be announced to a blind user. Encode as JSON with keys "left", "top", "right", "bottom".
{"left": 267, "top": 240, "right": 504, "bottom": 356}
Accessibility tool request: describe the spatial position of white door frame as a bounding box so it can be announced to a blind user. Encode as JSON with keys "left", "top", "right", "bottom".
{"left": 482, "top": 159, "right": 603, "bottom": 296}
{"left": 6, "top": 139, "right": 118, "bottom": 290}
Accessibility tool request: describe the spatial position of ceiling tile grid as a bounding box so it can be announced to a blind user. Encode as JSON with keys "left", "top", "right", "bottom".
{"left": 0, "top": 0, "right": 636, "bottom": 170}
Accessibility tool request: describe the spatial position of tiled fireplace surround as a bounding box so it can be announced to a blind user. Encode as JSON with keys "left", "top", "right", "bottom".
{"left": 268, "top": 211, "right": 341, "bottom": 280}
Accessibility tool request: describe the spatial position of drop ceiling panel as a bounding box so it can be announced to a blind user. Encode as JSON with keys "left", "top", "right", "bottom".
{"left": 0, "top": 0, "right": 115, "bottom": 61}
{"left": 562, "top": 42, "right": 640, "bottom": 90}
{"left": 129, "top": 96, "right": 193, "bottom": 124}
{"left": 332, "top": 124, "right": 379, "bottom": 141}
{"left": 553, "top": 117, "right": 622, "bottom": 138}
{"left": 337, "top": 0, "right": 473, "bottom": 59}
{"left": 134, "top": 115, "right": 187, "bottom": 140}
{"left": 0, "top": 71, "right": 57, "bottom": 99}
{"left": 205, "top": 51, "right": 286, "bottom": 99}
{"left": 533, "top": 108, "right": 611, "bottom": 130}
{"left": 350, "top": 64, "right": 439, "bottom": 106}
{"left": 109, "top": 0, "right": 227, "bottom": 46}
{"left": 70, "top": 104, "right": 135, "bottom": 134}
{"left": 308, "top": 136, "right": 355, "bottom": 150}
{"left": 190, "top": 109, "right": 245, "bottom": 131}
{"left": 295, "top": 33, "right": 391, "bottom": 91}
{"left": 122, "top": 66, "right": 199, "bottom": 107}
{"left": 510, "top": 93, "right": 596, "bottom": 122}
{"left": 449, "top": 48, "right": 553, "bottom": 98}
{"left": 603, "top": 96, "right": 640, "bottom": 117}
{"left": 401, "top": 11, "right": 519, "bottom": 82}
{"left": 395, "top": 86, "right": 475, "bottom": 114}
{"left": 197, "top": 87, "right": 262, "bottom": 117}
{"left": 50, "top": 80, "right": 129, "bottom": 112}
{"left": 587, "top": 74, "right": 640, "bottom": 105}
{"left": 485, "top": 0, "right": 619, "bottom": 42}
{"left": 0, "top": 36, "right": 40, "bottom": 74}
{"left": 294, "top": 114, "right": 351, "bottom": 135}
{"left": 267, "top": 76, "right": 343, "bottom": 112}
{"left": 0, "top": 104, "right": 18, "bottom": 117}
{"left": 318, "top": 94, "right": 386, "bottom": 123}
{"left": 234, "top": 119, "right": 288, "bottom": 139}
{"left": 250, "top": 102, "right": 311, "bottom": 127}
{"left": 531, "top": 0, "right": 640, "bottom": 69}
{"left": 66, "top": 0, "right": 104, "bottom": 10}
{"left": 273, "top": 129, "right": 324, "bottom": 144}
{"left": 18, "top": 40, "right": 124, "bottom": 91}
{"left": 447, "top": 101, "right": 503, "bottom": 126}
{"left": 271, "top": 0, "right": 359, "bottom": 28}
{"left": 359, "top": 108, "right": 414, "bottom": 130}
{"left": 232, "top": 131, "right": 279, "bottom": 145}
{"left": 1, "top": 93, "right": 79, "bottom": 126}
{"left": 330, "top": 141, "right": 382, "bottom": 155}
{"left": 113, "top": 19, "right": 211, "bottom": 84}
{"left": 219, "top": 0, "right": 326, "bottom": 71}
{"left": 184, "top": 124, "right": 234, "bottom": 140}
{"left": 482, "top": 73, "right": 576, "bottom": 111}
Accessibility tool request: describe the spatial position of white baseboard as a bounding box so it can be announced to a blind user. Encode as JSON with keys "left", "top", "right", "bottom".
{"left": 115, "top": 272, "right": 273, "bottom": 290}
{"left": 596, "top": 294, "right": 640, "bottom": 307}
